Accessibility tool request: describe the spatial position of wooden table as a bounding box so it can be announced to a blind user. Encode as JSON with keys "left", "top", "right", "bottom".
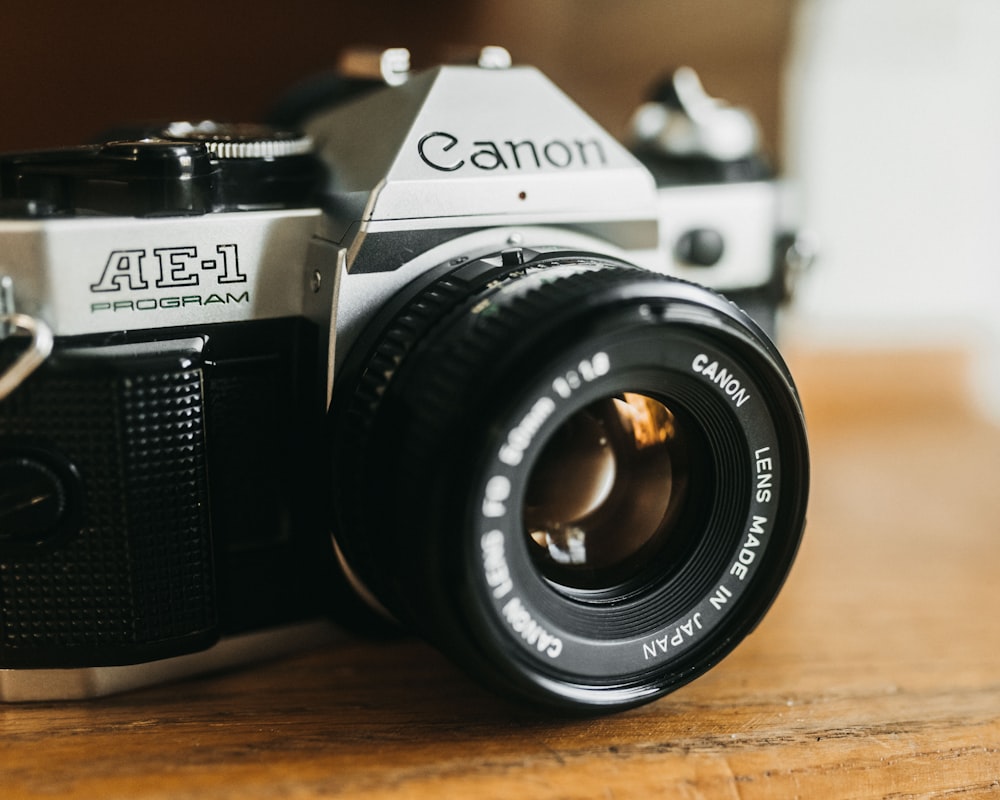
{"left": 3, "top": 349, "right": 1000, "bottom": 798}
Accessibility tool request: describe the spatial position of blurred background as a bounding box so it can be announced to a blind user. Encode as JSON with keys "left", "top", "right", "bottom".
{"left": 3, "top": 0, "right": 998, "bottom": 417}
{"left": 783, "top": 0, "right": 1000, "bottom": 421}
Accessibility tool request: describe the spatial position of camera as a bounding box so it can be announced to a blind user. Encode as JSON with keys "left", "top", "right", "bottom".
{"left": 0, "top": 48, "right": 809, "bottom": 712}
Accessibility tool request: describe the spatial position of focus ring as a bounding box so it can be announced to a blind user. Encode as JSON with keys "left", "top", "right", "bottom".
{"left": 336, "top": 254, "right": 653, "bottom": 620}
{"left": 346, "top": 254, "right": 643, "bottom": 442}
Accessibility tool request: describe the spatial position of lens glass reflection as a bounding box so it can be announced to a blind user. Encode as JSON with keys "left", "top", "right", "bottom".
{"left": 524, "top": 393, "right": 694, "bottom": 592}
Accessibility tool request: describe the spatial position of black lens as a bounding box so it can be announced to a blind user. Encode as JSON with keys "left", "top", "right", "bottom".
{"left": 524, "top": 392, "right": 701, "bottom": 592}
{"left": 330, "top": 248, "right": 809, "bottom": 713}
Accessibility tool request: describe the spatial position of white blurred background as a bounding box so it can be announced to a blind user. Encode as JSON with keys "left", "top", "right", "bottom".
{"left": 782, "top": 0, "right": 1000, "bottom": 418}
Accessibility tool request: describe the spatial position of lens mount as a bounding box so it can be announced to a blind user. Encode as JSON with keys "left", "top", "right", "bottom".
{"left": 330, "top": 248, "right": 808, "bottom": 712}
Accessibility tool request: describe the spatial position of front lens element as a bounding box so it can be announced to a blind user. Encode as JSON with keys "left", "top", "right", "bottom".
{"left": 524, "top": 392, "right": 692, "bottom": 591}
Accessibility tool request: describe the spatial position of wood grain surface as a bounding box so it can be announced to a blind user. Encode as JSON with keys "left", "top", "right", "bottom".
{"left": 3, "top": 348, "right": 1000, "bottom": 799}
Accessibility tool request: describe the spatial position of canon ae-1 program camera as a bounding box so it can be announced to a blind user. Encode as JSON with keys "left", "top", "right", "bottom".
{"left": 0, "top": 47, "right": 808, "bottom": 713}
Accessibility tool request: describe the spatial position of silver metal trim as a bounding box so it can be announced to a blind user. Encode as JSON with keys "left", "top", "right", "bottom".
{"left": 478, "top": 46, "right": 512, "bottom": 70}
{"left": 0, "top": 620, "right": 341, "bottom": 702}
{"left": 0, "top": 311, "right": 54, "bottom": 401}
{"left": 630, "top": 66, "right": 761, "bottom": 161}
{"left": 0, "top": 208, "right": 325, "bottom": 337}
{"left": 338, "top": 47, "right": 411, "bottom": 86}
{"left": 204, "top": 136, "right": 314, "bottom": 160}
{"left": 162, "top": 121, "right": 314, "bottom": 159}
{"left": 331, "top": 536, "right": 397, "bottom": 624}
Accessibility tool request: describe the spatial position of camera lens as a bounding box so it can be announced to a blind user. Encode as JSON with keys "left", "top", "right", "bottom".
{"left": 524, "top": 392, "right": 698, "bottom": 593}
{"left": 330, "top": 248, "right": 808, "bottom": 712}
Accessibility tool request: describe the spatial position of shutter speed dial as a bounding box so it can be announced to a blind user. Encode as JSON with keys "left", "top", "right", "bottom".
{"left": 162, "top": 121, "right": 313, "bottom": 160}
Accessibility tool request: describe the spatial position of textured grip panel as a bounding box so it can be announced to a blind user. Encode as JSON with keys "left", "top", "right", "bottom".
{"left": 0, "top": 352, "right": 215, "bottom": 665}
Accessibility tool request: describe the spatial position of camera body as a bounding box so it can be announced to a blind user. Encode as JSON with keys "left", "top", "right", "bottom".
{"left": 0, "top": 49, "right": 807, "bottom": 709}
{"left": 0, "top": 134, "right": 344, "bottom": 699}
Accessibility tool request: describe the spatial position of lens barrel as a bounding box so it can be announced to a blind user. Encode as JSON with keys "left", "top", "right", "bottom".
{"left": 330, "top": 248, "right": 808, "bottom": 712}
